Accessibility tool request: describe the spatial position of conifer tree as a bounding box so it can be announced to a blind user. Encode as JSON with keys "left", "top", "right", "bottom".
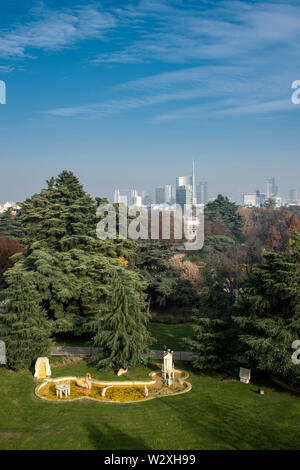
{"left": 205, "top": 194, "right": 244, "bottom": 240}
{"left": 92, "top": 270, "right": 152, "bottom": 369}
{"left": 4, "top": 171, "right": 139, "bottom": 337}
{"left": 186, "top": 268, "right": 238, "bottom": 371}
{"left": 136, "top": 241, "right": 179, "bottom": 308}
{"left": 0, "top": 208, "right": 24, "bottom": 241}
{"left": 0, "top": 271, "right": 52, "bottom": 370}
{"left": 233, "top": 231, "right": 300, "bottom": 384}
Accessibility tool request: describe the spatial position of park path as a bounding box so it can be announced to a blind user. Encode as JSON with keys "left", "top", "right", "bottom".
{"left": 51, "top": 346, "right": 194, "bottom": 362}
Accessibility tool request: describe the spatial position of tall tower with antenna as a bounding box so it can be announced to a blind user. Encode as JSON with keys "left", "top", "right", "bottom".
{"left": 192, "top": 160, "right": 197, "bottom": 204}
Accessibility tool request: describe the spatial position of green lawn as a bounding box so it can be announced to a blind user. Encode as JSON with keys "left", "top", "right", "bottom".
{"left": 1, "top": 362, "right": 300, "bottom": 450}
{"left": 149, "top": 323, "right": 193, "bottom": 350}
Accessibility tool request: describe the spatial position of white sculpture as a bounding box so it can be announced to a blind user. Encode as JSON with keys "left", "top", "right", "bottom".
{"left": 34, "top": 357, "right": 51, "bottom": 380}
{"left": 239, "top": 367, "right": 251, "bottom": 384}
{"left": 162, "top": 349, "right": 175, "bottom": 385}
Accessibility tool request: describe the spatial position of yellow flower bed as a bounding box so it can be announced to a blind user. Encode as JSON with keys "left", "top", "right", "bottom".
{"left": 39, "top": 381, "right": 103, "bottom": 400}
{"left": 104, "top": 386, "right": 144, "bottom": 401}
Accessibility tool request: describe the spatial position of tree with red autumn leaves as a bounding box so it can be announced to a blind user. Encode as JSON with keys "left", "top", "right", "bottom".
{"left": 0, "top": 235, "right": 23, "bottom": 287}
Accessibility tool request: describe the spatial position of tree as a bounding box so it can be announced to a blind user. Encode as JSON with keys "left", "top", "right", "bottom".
{"left": 233, "top": 231, "right": 300, "bottom": 385}
{"left": 266, "top": 226, "right": 281, "bottom": 252}
{"left": 0, "top": 208, "right": 24, "bottom": 241}
{"left": 186, "top": 268, "right": 238, "bottom": 371}
{"left": 92, "top": 270, "right": 152, "bottom": 369}
{"left": 4, "top": 171, "right": 138, "bottom": 336}
{"left": 289, "top": 214, "right": 300, "bottom": 233}
{"left": 205, "top": 195, "right": 244, "bottom": 240}
{"left": 264, "top": 198, "right": 276, "bottom": 208}
{"left": 136, "top": 241, "right": 179, "bottom": 309}
{"left": 0, "top": 272, "right": 52, "bottom": 370}
{"left": 0, "top": 236, "right": 23, "bottom": 287}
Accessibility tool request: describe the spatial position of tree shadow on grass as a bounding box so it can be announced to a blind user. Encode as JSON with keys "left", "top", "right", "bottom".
{"left": 85, "top": 422, "right": 151, "bottom": 451}
{"left": 157, "top": 390, "right": 243, "bottom": 450}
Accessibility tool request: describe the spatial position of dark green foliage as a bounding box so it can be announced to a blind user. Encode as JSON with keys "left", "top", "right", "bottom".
{"left": 205, "top": 195, "right": 244, "bottom": 240}
{"left": 136, "top": 241, "right": 179, "bottom": 308}
{"left": 186, "top": 268, "right": 238, "bottom": 371}
{"left": 233, "top": 231, "right": 300, "bottom": 384}
{"left": 4, "top": 171, "right": 139, "bottom": 336}
{"left": 92, "top": 270, "right": 152, "bottom": 369}
{"left": 169, "top": 279, "right": 198, "bottom": 306}
{"left": 0, "top": 208, "right": 24, "bottom": 241}
{"left": 200, "top": 235, "right": 236, "bottom": 260}
{"left": 0, "top": 272, "right": 52, "bottom": 370}
{"left": 1, "top": 171, "right": 148, "bottom": 369}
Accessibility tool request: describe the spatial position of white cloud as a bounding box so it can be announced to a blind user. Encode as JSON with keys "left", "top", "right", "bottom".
{"left": 153, "top": 98, "right": 296, "bottom": 122}
{"left": 0, "top": 4, "right": 116, "bottom": 58}
{"left": 45, "top": 88, "right": 210, "bottom": 118}
{"left": 94, "top": 0, "right": 300, "bottom": 64}
{"left": 0, "top": 65, "right": 15, "bottom": 73}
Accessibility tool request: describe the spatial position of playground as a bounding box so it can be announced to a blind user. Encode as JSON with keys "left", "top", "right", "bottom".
{"left": 35, "top": 351, "right": 191, "bottom": 403}
{"left": 36, "top": 370, "right": 191, "bottom": 403}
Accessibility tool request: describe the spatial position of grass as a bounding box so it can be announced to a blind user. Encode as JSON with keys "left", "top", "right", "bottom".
{"left": 149, "top": 323, "right": 193, "bottom": 350}
{"left": 1, "top": 362, "right": 300, "bottom": 450}
{"left": 150, "top": 306, "right": 193, "bottom": 324}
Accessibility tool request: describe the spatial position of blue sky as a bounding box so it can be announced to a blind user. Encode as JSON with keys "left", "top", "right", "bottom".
{"left": 0, "top": 0, "right": 299, "bottom": 203}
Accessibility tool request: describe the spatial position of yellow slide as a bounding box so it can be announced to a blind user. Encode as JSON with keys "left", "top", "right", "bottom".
{"left": 39, "top": 362, "right": 47, "bottom": 380}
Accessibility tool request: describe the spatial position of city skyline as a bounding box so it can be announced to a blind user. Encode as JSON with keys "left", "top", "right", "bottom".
{"left": 113, "top": 168, "right": 299, "bottom": 208}
{"left": 0, "top": 0, "right": 300, "bottom": 204}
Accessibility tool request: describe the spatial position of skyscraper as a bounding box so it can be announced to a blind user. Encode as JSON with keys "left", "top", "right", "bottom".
{"left": 155, "top": 187, "right": 166, "bottom": 204}
{"left": 176, "top": 161, "right": 197, "bottom": 204}
{"left": 266, "top": 177, "right": 278, "bottom": 199}
{"left": 113, "top": 189, "right": 128, "bottom": 205}
{"left": 197, "top": 182, "right": 208, "bottom": 204}
{"left": 289, "top": 189, "right": 298, "bottom": 203}
{"left": 176, "top": 175, "right": 192, "bottom": 188}
{"left": 165, "top": 185, "right": 174, "bottom": 204}
{"left": 192, "top": 160, "right": 197, "bottom": 204}
{"left": 176, "top": 185, "right": 193, "bottom": 207}
{"left": 142, "top": 194, "right": 153, "bottom": 206}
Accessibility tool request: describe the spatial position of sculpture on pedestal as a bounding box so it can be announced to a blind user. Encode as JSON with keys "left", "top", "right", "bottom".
{"left": 162, "top": 349, "right": 175, "bottom": 386}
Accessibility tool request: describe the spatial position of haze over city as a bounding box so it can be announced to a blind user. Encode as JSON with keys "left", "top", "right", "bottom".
{"left": 0, "top": 0, "right": 300, "bottom": 203}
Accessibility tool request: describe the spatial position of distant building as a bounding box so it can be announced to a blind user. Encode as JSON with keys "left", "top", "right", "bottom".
{"left": 289, "top": 189, "right": 299, "bottom": 204}
{"left": 114, "top": 189, "right": 142, "bottom": 206}
{"left": 164, "top": 185, "right": 174, "bottom": 204}
{"left": 176, "top": 185, "right": 193, "bottom": 207}
{"left": 142, "top": 194, "right": 153, "bottom": 206}
{"left": 155, "top": 185, "right": 175, "bottom": 205}
{"left": 0, "top": 202, "right": 20, "bottom": 214}
{"left": 176, "top": 175, "right": 192, "bottom": 188}
{"left": 274, "top": 196, "right": 283, "bottom": 207}
{"left": 176, "top": 161, "right": 197, "bottom": 204}
{"left": 242, "top": 190, "right": 266, "bottom": 208}
{"left": 242, "top": 193, "right": 258, "bottom": 207}
{"left": 197, "top": 182, "right": 208, "bottom": 204}
{"left": 266, "top": 177, "right": 278, "bottom": 199}
{"left": 155, "top": 187, "right": 166, "bottom": 204}
{"left": 130, "top": 190, "right": 142, "bottom": 206}
{"left": 113, "top": 189, "right": 128, "bottom": 205}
